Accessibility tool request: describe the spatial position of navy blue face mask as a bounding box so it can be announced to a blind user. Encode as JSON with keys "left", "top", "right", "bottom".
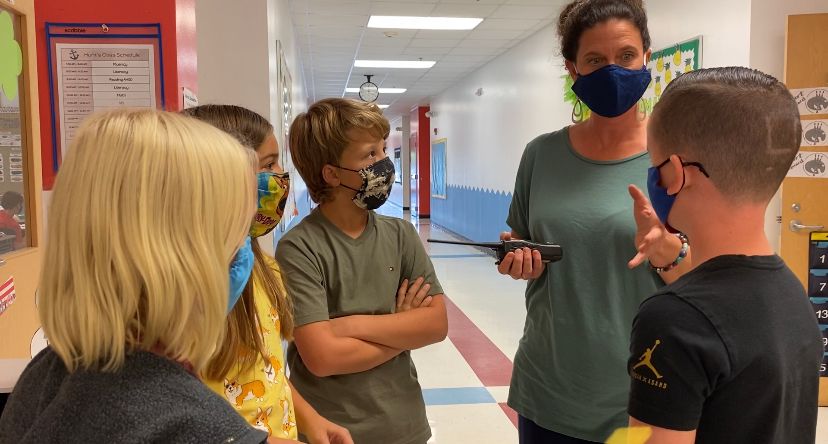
{"left": 571, "top": 64, "right": 652, "bottom": 118}
{"left": 647, "top": 157, "right": 710, "bottom": 225}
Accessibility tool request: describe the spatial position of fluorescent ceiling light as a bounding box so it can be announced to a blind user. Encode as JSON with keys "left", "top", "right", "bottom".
{"left": 345, "top": 87, "right": 407, "bottom": 94}
{"left": 378, "top": 105, "right": 390, "bottom": 109}
{"left": 355, "top": 60, "right": 435, "bottom": 69}
{"left": 368, "top": 16, "right": 483, "bottom": 30}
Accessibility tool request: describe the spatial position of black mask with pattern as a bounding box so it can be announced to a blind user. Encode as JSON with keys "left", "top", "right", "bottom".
{"left": 337, "top": 157, "right": 396, "bottom": 210}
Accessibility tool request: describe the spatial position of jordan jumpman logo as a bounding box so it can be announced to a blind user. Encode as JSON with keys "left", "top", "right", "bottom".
{"left": 633, "top": 339, "right": 663, "bottom": 379}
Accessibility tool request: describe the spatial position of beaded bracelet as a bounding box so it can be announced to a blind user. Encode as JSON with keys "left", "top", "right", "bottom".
{"left": 649, "top": 232, "right": 689, "bottom": 274}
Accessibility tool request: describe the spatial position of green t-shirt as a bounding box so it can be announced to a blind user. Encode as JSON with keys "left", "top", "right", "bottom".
{"left": 506, "top": 127, "right": 661, "bottom": 442}
{"left": 276, "top": 209, "right": 442, "bottom": 444}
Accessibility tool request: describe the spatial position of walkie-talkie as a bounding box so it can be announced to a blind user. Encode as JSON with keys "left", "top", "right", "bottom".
{"left": 427, "top": 239, "right": 563, "bottom": 265}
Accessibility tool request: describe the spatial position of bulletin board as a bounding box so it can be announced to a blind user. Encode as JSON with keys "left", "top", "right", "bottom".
{"left": 393, "top": 147, "right": 402, "bottom": 184}
{"left": 276, "top": 40, "right": 297, "bottom": 232}
{"left": 431, "top": 138, "right": 446, "bottom": 199}
{"left": 45, "top": 23, "right": 164, "bottom": 176}
{"left": 641, "top": 36, "right": 703, "bottom": 114}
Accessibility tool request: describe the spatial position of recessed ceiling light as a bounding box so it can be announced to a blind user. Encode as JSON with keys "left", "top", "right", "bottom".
{"left": 355, "top": 60, "right": 435, "bottom": 69}
{"left": 378, "top": 105, "right": 390, "bottom": 109}
{"left": 368, "top": 16, "right": 483, "bottom": 30}
{"left": 345, "top": 87, "right": 407, "bottom": 94}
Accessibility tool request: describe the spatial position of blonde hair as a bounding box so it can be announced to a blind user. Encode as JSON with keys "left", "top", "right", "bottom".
{"left": 40, "top": 109, "right": 257, "bottom": 373}
{"left": 182, "top": 104, "right": 294, "bottom": 380}
{"left": 289, "top": 98, "right": 390, "bottom": 203}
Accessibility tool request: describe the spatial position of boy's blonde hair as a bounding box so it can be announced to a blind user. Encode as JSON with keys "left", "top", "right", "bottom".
{"left": 289, "top": 98, "right": 390, "bottom": 203}
{"left": 40, "top": 109, "right": 256, "bottom": 373}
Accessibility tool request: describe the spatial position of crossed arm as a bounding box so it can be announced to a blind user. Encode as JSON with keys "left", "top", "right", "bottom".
{"left": 292, "top": 278, "right": 447, "bottom": 378}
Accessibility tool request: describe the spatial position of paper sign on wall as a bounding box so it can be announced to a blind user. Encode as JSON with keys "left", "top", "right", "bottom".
{"left": 45, "top": 23, "right": 165, "bottom": 180}
{"left": 791, "top": 87, "right": 828, "bottom": 115}
{"left": 0, "top": 275, "right": 15, "bottom": 317}
{"left": 55, "top": 43, "right": 157, "bottom": 159}
{"left": 182, "top": 87, "right": 198, "bottom": 109}
{"left": 802, "top": 120, "right": 828, "bottom": 147}
{"left": 787, "top": 151, "right": 828, "bottom": 178}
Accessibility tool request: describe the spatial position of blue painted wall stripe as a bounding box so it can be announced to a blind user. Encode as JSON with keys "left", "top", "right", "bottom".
{"left": 431, "top": 185, "right": 512, "bottom": 243}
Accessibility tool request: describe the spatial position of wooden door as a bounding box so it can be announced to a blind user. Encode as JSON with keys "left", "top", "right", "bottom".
{"left": 782, "top": 12, "right": 828, "bottom": 406}
{"left": 0, "top": 0, "right": 45, "bottom": 374}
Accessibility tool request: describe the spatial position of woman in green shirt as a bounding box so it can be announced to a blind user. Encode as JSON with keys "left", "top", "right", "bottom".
{"left": 498, "top": 1, "right": 691, "bottom": 442}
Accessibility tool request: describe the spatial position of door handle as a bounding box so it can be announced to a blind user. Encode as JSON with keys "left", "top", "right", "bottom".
{"left": 789, "top": 220, "right": 825, "bottom": 232}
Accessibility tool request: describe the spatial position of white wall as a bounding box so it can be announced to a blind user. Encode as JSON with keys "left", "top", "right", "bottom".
{"left": 197, "top": 0, "right": 306, "bottom": 125}
{"left": 647, "top": 0, "right": 752, "bottom": 68}
{"left": 430, "top": 24, "right": 564, "bottom": 194}
{"left": 196, "top": 0, "right": 272, "bottom": 118}
{"left": 196, "top": 0, "right": 308, "bottom": 254}
{"left": 267, "top": 0, "right": 309, "bottom": 121}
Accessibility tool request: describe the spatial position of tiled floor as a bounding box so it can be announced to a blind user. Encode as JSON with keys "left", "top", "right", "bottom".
{"left": 375, "top": 204, "right": 828, "bottom": 444}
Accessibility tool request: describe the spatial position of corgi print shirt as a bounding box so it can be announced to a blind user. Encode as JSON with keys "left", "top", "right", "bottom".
{"left": 204, "top": 257, "right": 298, "bottom": 440}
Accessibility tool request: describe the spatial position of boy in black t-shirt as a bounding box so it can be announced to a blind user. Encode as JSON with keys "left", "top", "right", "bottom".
{"left": 626, "top": 67, "right": 824, "bottom": 443}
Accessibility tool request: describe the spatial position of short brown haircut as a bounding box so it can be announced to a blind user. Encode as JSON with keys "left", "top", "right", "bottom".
{"left": 650, "top": 67, "right": 802, "bottom": 203}
{"left": 289, "top": 98, "right": 390, "bottom": 203}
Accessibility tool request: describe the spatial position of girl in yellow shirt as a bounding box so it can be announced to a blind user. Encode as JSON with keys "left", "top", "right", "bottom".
{"left": 184, "top": 105, "right": 352, "bottom": 444}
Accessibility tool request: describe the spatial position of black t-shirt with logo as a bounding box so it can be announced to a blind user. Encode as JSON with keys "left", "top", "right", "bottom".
{"left": 628, "top": 255, "right": 824, "bottom": 443}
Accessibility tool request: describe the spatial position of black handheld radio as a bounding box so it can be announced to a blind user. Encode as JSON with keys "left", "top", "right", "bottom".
{"left": 427, "top": 239, "right": 563, "bottom": 265}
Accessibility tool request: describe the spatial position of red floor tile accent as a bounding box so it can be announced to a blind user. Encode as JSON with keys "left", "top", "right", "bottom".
{"left": 499, "top": 403, "right": 519, "bottom": 428}
{"left": 444, "top": 296, "right": 513, "bottom": 387}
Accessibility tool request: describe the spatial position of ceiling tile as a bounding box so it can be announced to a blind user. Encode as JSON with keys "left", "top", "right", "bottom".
{"left": 490, "top": 5, "right": 559, "bottom": 19}
{"left": 454, "top": 39, "right": 506, "bottom": 49}
{"left": 440, "top": 0, "right": 505, "bottom": 4}
{"left": 475, "top": 18, "right": 542, "bottom": 31}
{"left": 507, "top": 0, "right": 567, "bottom": 5}
{"left": 411, "top": 29, "right": 473, "bottom": 40}
{"left": 408, "top": 39, "right": 458, "bottom": 48}
{"left": 368, "top": 2, "right": 438, "bottom": 16}
{"left": 465, "top": 28, "right": 525, "bottom": 40}
{"left": 429, "top": 3, "right": 500, "bottom": 16}
{"left": 291, "top": 0, "right": 548, "bottom": 106}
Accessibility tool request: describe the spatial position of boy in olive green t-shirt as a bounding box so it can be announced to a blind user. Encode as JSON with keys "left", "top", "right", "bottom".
{"left": 276, "top": 98, "right": 447, "bottom": 444}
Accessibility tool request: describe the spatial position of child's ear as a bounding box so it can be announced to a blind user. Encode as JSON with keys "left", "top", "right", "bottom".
{"left": 321, "top": 164, "right": 340, "bottom": 187}
{"left": 665, "top": 155, "right": 685, "bottom": 195}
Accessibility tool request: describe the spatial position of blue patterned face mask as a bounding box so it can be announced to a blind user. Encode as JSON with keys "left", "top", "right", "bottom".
{"left": 228, "top": 237, "right": 254, "bottom": 313}
{"left": 571, "top": 64, "right": 652, "bottom": 118}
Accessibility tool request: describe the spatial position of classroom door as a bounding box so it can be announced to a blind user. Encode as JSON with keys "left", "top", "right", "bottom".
{"left": 781, "top": 12, "right": 828, "bottom": 406}
{"left": 0, "top": 0, "right": 45, "bottom": 364}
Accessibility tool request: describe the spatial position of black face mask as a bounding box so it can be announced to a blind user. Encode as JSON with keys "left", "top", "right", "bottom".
{"left": 338, "top": 157, "right": 396, "bottom": 210}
